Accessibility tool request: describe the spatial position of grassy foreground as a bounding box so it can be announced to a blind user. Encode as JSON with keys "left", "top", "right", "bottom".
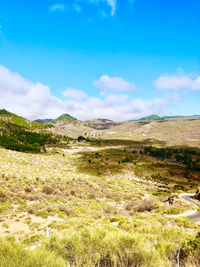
{"left": 0, "top": 140, "right": 200, "bottom": 266}
{"left": 1, "top": 226, "right": 200, "bottom": 267}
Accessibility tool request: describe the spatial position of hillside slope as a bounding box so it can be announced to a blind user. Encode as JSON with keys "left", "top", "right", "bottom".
{"left": 0, "top": 109, "right": 60, "bottom": 152}
{"left": 0, "top": 109, "right": 53, "bottom": 130}
{"left": 1, "top": 109, "right": 200, "bottom": 148}
{"left": 50, "top": 118, "right": 200, "bottom": 147}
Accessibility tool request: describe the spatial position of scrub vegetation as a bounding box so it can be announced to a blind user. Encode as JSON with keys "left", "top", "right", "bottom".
{"left": 0, "top": 111, "right": 200, "bottom": 266}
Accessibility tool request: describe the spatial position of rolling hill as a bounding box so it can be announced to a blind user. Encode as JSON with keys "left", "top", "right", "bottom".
{"left": 1, "top": 109, "right": 200, "bottom": 148}
{"left": 138, "top": 114, "right": 179, "bottom": 121}
{"left": 0, "top": 109, "right": 53, "bottom": 130}
{"left": 0, "top": 109, "right": 59, "bottom": 152}
{"left": 52, "top": 113, "right": 77, "bottom": 122}
{"left": 135, "top": 114, "right": 200, "bottom": 121}
{"left": 49, "top": 115, "right": 200, "bottom": 147}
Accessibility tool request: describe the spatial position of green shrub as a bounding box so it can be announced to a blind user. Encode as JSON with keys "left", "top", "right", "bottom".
{"left": 122, "top": 156, "right": 132, "bottom": 163}
{"left": 0, "top": 119, "right": 63, "bottom": 152}
{"left": 0, "top": 238, "right": 66, "bottom": 267}
{"left": 36, "top": 210, "right": 49, "bottom": 219}
{"left": 0, "top": 202, "right": 13, "bottom": 214}
{"left": 45, "top": 226, "right": 163, "bottom": 267}
{"left": 165, "top": 207, "right": 182, "bottom": 215}
{"left": 180, "top": 232, "right": 200, "bottom": 266}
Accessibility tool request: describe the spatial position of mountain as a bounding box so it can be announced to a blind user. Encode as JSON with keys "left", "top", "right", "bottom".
{"left": 136, "top": 114, "right": 200, "bottom": 121}
{"left": 52, "top": 113, "right": 77, "bottom": 122}
{"left": 138, "top": 114, "right": 180, "bottom": 121}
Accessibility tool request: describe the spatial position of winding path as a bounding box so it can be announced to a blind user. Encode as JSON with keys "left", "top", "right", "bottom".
{"left": 178, "top": 193, "right": 200, "bottom": 223}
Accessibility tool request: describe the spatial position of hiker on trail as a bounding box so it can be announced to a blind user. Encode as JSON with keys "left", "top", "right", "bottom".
{"left": 43, "top": 147, "right": 47, "bottom": 153}
{"left": 167, "top": 196, "right": 174, "bottom": 205}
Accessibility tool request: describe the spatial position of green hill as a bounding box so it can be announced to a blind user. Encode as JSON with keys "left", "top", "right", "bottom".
{"left": 0, "top": 109, "right": 53, "bottom": 130}
{"left": 0, "top": 109, "right": 60, "bottom": 152}
{"left": 139, "top": 114, "right": 179, "bottom": 121}
{"left": 0, "top": 109, "right": 12, "bottom": 115}
{"left": 52, "top": 113, "right": 77, "bottom": 122}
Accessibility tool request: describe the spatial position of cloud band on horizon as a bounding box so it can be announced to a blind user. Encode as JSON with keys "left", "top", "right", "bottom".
{"left": 0, "top": 65, "right": 173, "bottom": 121}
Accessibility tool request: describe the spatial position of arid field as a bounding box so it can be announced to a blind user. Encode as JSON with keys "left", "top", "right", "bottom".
{"left": 0, "top": 111, "right": 200, "bottom": 266}
{"left": 1, "top": 134, "right": 200, "bottom": 266}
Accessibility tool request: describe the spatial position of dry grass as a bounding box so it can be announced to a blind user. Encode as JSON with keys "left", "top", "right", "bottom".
{"left": 50, "top": 118, "right": 200, "bottom": 148}
{"left": 0, "top": 140, "right": 199, "bottom": 266}
{"left": 42, "top": 185, "right": 54, "bottom": 195}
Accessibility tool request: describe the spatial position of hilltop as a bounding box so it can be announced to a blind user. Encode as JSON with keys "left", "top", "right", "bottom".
{"left": 52, "top": 113, "right": 77, "bottom": 122}
{"left": 0, "top": 109, "right": 13, "bottom": 115}
{"left": 138, "top": 114, "right": 179, "bottom": 121}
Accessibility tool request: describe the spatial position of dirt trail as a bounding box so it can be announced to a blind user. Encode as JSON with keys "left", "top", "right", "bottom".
{"left": 168, "top": 193, "right": 200, "bottom": 223}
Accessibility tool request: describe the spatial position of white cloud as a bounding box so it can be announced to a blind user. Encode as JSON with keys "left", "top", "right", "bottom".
{"left": 61, "top": 94, "right": 169, "bottom": 121}
{"left": 105, "top": 0, "right": 116, "bottom": 16}
{"left": 49, "top": 0, "right": 134, "bottom": 16}
{"left": 0, "top": 65, "right": 64, "bottom": 120}
{"left": 0, "top": 65, "right": 171, "bottom": 121}
{"left": 90, "top": 0, "right": 135, "bottom": 16}
{"left": 62, "top": 87, "right": 88, "bottom": 100}
{"left": 86, "top": 0, "right": 116, "bottom": 15}
{"left": 93, "top": 75, "right": 136, "bottom": 91}
{"left": 155, "top": 74, "right": 200, "bottom": 90}
{"left": 50, "top": 4, "right": 65, "bottom": 12}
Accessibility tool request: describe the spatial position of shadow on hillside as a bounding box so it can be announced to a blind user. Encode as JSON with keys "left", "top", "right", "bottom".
{"left": 74, "top": 138, "right": 167, "bottom": 177}
{"left": 91, "top": 138, "right": 167, "bottom": 147}
{"left": 73, "top": 138, "right": 200, "bottom": 177}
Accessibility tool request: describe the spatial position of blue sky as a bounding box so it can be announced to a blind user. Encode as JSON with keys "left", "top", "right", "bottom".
{"left": 0, "top": 0, "right": 200, "bottom": 120}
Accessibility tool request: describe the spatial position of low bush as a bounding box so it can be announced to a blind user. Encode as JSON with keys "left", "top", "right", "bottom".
{"left": 127, "top": 198, "right": 156, "bottom": 213}
{"left": 136, "top": 198, "right": 156, "bottom": 212}
{"left": 45, "top": 226, "right": 163, "bottom": 267}
{"left": 24, "top": 186, "right": 33, "bottom": 193}
{"left": 35, "top": 210, "right": 49, "bottom": 219}
{"left": 180, "top": 232, "right": 200, "bottom": 266}
{"left": 0, "top": 238, "right": 65, "bottom": 267}
{"left": 103, "top": 205, "right": 118, "bottom": 215}
{"left": 122, "top": 156, "right": 132, "bottom": 163}
{"left": 42, "top": 186, "right": 54, "bottom": 195}
{"left": 58, "top": 205, "right": 71, "bottom": 216}
{"left": 165, "top": 207, "right": 182, "bottom": 215}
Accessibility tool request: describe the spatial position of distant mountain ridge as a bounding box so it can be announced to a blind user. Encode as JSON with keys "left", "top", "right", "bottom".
{"left": 1, "top": 109, "right": 200, "bottom": 148}
{"left": 138, "top": 114, "right": 180, "bottom": 121}
{"left": 135, "top": 114, "right": 200, "bottom": 121}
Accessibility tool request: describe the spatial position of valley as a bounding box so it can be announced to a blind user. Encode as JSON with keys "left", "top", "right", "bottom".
{"left": 0, "top": 110, "right": 200, "bottom": 266}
